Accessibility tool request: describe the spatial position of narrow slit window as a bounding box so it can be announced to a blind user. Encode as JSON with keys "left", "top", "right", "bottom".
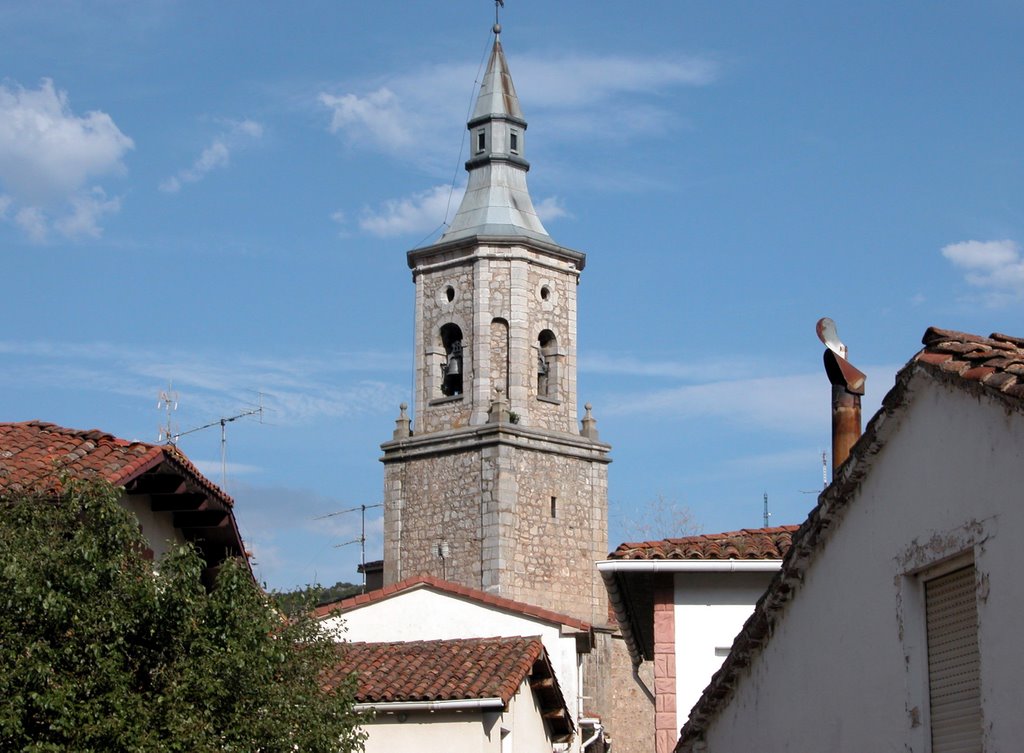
{"left": 510, "top": 131, "right": 519, "bottom": 153}
{"left": 477, "top": 131, "right": 486, "bottom": 153}
{"left": 550, "top": 496, "right": 557, "bottom": 518}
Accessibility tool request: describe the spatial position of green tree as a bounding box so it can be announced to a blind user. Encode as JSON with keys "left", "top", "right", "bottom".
{"left": 0, "top": 479, "right": 365, "bottom": 753}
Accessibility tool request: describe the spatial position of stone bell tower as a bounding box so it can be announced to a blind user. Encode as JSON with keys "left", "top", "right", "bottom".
{"left": 381, "top": 25, "right": 611, "bottom": 625}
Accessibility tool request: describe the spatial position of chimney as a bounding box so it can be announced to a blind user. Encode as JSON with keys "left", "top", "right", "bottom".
{"left": 816, "top": 318, "right": 866, "bottom": 478}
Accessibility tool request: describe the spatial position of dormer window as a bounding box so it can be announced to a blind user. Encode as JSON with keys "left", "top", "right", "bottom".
{"left": 510, "top": 131, "right": 519, "bottom": 154}
{"left": 476, "top": 131, "right": 486, "bottom": 153}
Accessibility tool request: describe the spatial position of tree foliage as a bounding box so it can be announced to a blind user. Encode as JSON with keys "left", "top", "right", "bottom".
{"left": 271, "top": 581, "right": 362, "bottom": 618}
{"left": 0, "top": 479, "right": 365, "bottom": 753}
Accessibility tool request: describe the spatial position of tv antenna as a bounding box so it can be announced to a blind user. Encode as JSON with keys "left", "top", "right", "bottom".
{"left": 763, "top": 491, "right": 771, "bottom": 528}
{"left": 157, "top": 383, "right": 179, "bottom": 444}
{"left": 799, "top": 450, "right": 830, "bottom": 495}
{"left": 160, "top": 393, "right": 265, "bottom": 491}
{"left": 315, "top": 503, "right": 384, "bottom": 592}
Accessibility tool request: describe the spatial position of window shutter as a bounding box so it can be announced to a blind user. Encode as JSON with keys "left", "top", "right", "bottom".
{"left": 926, "top": 565, "right": 981, "bottom": 753}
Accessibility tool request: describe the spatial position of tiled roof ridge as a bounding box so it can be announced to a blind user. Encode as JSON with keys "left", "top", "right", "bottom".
{"left": 610, "top": 525, "right": 800, "bottom": 561}
{"left": 330, "top": 635, "right": 545, "bottom": 705}
{"left": 675, "top": 326, "right": 1024, "bottom": 752}
{"left": 14, "top": 419, "right": 152, "bottom": 449}
{"left": 0, "top": 420, "right": 234, "bottom": 508}
{"left": 915, "top": 326, "right": 1024, "bottom": 401}
{"left": 315, "top": 574, "right": 592, "bottom": 631}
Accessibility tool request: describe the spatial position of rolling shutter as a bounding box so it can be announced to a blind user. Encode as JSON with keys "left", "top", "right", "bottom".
{"left": 926, "top": 565, "right": 981, "bottom": 753}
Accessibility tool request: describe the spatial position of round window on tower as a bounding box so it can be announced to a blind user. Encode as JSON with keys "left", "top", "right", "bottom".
{"left": 437, "top": 283, "right": 458, "bottom": 306}
{"left": 537, "top": 280, "right": 556, "bottom": 307}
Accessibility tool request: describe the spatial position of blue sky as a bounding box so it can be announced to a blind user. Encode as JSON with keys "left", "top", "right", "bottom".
{"left": 2, "top": 1, "right": 1022, "bottom": 591}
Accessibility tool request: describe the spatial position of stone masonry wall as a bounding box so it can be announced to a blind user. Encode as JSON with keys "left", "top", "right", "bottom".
{"left": 382, "top": 447, "right": 486, "bottom": 589}
{"left": 382, "top": 429, "right": 609, "bottom": 626}
{"left": 411, "top": 243, "right": 580, "bottom": 435}
{"left": 500, "top": 444, "right": 608, "bottom": 624}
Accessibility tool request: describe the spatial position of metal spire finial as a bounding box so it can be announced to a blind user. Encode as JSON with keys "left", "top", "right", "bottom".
{"left": 494, "top": 0, "right": 503, "bottom": 34}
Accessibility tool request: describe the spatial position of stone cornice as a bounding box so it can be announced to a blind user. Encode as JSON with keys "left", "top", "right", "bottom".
{"left": 380, "top": 422, "right": 612, "bottom": 464}
{"left": 407, "top": 234, "right": 587, "bottom": 273}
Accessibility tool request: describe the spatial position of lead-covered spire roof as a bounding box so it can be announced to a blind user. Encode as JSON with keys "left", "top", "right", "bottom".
{"left": 440, "top": 28, "right": 550, "bottom": 243}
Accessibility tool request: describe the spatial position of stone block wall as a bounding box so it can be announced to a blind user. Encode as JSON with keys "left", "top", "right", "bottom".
{"left": 382, "top": 426, "right": 610, "bottom": 625}
{"left": 410, "top": 241, "right": 581, "bottom": 436}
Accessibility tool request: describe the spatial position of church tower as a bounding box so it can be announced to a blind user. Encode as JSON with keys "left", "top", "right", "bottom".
{"left": 381, "top": 24, "right": 611, "bottom": 625}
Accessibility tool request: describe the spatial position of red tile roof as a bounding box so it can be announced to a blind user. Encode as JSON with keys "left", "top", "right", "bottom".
{"left": 0, "top": 421, "right": 246, "bottom": 573}
{"left": 0, "top": 420, "right": 234, "bottom": 507}
{"left": 323, "top": 636, "right": 574, "bottom": 740}
{"left": 315, "top": 575, "right": 593, "bottom": 634}
{"left": 609, "top": 526, "right": 799, "bottom": 561}
{"left": 914, "top": 327, "right": 1024, "bottom": 399}
{"left": 676, "top": 327, "right": 1024, "bottom": 752}
{"left": 325, "top": 636, "right": 544, "bottom": 705}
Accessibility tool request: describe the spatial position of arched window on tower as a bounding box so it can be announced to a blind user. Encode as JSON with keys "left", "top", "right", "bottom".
{"left": 440, "top": 323, "right": 464, "bottom": 397}
{"left": 537, "top": 330, "right": 558, "bottom": 400}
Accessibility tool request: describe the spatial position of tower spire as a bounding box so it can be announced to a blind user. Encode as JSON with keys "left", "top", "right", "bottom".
{"left": 441, "top": 21, "right": 550, "bottom": 243}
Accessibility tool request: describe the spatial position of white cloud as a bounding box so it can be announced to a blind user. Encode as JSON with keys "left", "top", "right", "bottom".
{"left": 599, "top": 364, "right": 894, "bottom": 436}
{"left": 160, "top": 118, "right": 264, "bottom": 193}
{"left": 358, "top": 184, "right": 463, "bottom": 238}
{"left": 0, "top": 78, "right": 132, "bottom": 240}
{"left": 353, "top": 185, "right": 570, "bottom": 240}
{"left": 319, "top": 51, "right": 719, "bottom": 164}
{"left": 0, "top": 338, "right": 407, "bottom": 426}
{"left": 14, "top": 206, "right": 47, "bottom": 242}
{"left": 514, "top": 54, "right": 719, "bottom": 109}
{"left": 53, "top": 186, "right": 120, "bottom": 239}
{"left": 535, "top": 196, "right": 569, "bottom": 223}
{"left": 319, "top": 88, "right": 412, "bottom": 151}
{"left": 942, "top": 239, "right": 1024, "bottom": 305}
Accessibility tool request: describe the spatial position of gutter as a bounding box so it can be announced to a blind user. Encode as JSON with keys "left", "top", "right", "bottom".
{"left": 596, "top": 559, "right": 783, "bottom": 574}
{"left": 353, "top": 698, "right": 505, "bottom": 713}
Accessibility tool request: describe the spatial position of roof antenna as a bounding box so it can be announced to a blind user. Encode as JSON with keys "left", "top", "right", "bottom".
{"left": 167, "top": 394, "right": 265, "bottom": 491}
{"left": 157, "top": 382, "right": 179, "bottom": 444}
{"left": 315, "top": 503, "right": 384, "bottom": 592}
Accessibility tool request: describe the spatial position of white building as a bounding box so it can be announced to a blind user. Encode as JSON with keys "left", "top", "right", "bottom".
{"left": 599, "top": 527, "right": 796, "bottom": 753}
{"left": 318, "top": 575, "right": 599, "bottom": 751}
{"left": 677, "top": 327, "right": 1024, "bottom": 752}
{"left": 323, "top": 635, "right": 573, "bottom": 753}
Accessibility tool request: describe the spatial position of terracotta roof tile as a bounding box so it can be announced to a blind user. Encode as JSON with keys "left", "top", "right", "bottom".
{"left": 315, "top": 575, "right": 592, "bottom": 634}
{"left": 324, "top": 636, "right": 545, "bottom": 705}
{"left": 0, "top": 421, "right": 247, "bottom": 571}
{"left": 609, "top": 526, "right": 799, "bottom": 561}
{"left": 916, "top": 327, "right": 1024, "bottom": 399}
{"left": 0, "top": 420, "right": 233, "bottom": 507}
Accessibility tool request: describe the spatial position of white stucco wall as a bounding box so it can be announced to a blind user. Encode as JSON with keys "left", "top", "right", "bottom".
{"left": 697, "top": 377, "right": 1024, "bottom": 751}
{"left": 122, "top": 494, "right": 185, "bottom": 561}
{"left": 360, "top": 678, "right": 554, "bottom": 753}
{"left": 674, "top": 572, "right": 774, "bottom": 719}
{"left": 321, "top": 588, "right": 582, "bottom": 742}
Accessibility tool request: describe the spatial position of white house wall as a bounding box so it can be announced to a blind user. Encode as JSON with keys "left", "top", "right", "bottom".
{"left": 322, "top": 589, "right": 582, "bottom": 734}
{"left": 673, "top": 572, "right": 773, "bottom": 719}
{"left": 122, "top": 494, "right": 185, "bottom": 561}
{"left": 696, "top": 377, "right": 1024, "bottom": 751}
{"left": 358, "top": 678, "right": 552, "bottom": 753}
{"left": 361, "top": 709, "right": 497, "bottom": 753}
